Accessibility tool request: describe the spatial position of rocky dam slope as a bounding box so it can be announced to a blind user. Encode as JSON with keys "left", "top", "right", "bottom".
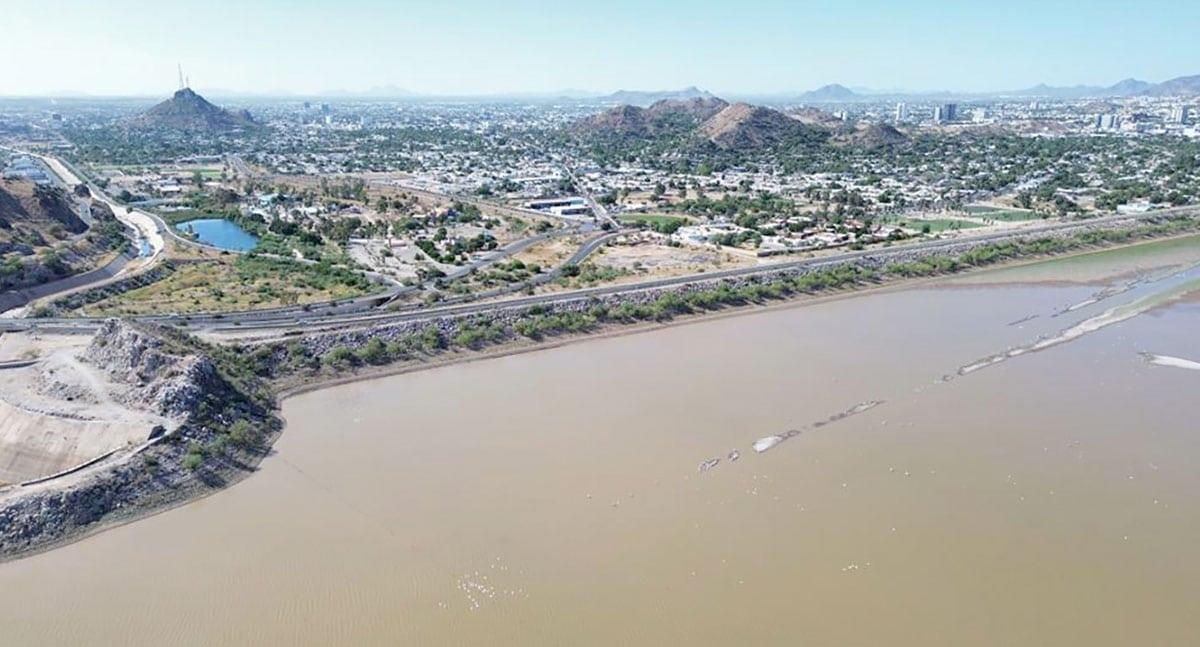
{"left": 0, "top": 320, "right": 278, "bottom": 560}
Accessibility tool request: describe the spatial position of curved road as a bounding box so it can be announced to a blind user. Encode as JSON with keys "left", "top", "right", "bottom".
{"left": 5, "top": 206, "right": 1195, "bottom": 336}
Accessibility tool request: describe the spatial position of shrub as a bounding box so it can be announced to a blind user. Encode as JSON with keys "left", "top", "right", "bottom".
{"left": 356, "top": 338, "right": 388, "bottom": 364}
{"left": 228, "top": 419, "right": 255, "bottom": 446}
{"left": 323, "top": 345, "right": 356, "bottom": 366}
{"left": 182, "top": 452, "right": 203, "bottom": 471}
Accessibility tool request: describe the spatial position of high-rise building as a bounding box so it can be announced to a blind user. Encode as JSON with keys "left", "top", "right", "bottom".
{"left": 894, "top": 102, "right": 908, "bottom": 122}
{"left": 939, "top": 103, "right": 958, "bottom": 123}
{"left": 1169, "top": 106, "right": 1191, "bottom": 124}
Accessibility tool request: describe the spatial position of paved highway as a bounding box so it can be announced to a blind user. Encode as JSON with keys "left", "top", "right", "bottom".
{"left": 561, "top": 160, "right": 620, "bottom": 230}
{"left": 7, "top": 151, "right": 609, "bottom": 324}
{"left": 0, "top": 148, "right": 171, "bottom": 313}
{"left": 37, "top": 153, "right": 165, "bottom": 261}
{"left": 227, "top": 154, "right": 253, "bottom": 178}
{"left": 6, "top": 206, "right": 1195, "bottom": 336}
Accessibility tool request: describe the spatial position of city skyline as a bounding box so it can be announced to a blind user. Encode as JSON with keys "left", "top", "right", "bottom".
{"left": 2, "top": 0, "right": 1198, "bottom": 97}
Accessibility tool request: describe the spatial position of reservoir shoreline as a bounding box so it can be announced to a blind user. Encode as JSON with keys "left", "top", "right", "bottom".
{"left": 3, "top": 223, "right": 1200, "bottom": 562}
{"left": 272, "top": 228, "right": 1200, "bottom": 398}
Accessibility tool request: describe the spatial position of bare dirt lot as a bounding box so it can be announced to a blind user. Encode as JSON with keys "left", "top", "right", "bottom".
{"left": 589, "top": 241, "right": 754, "bottom": 278}
{"left": 0, "top": 333, "right": 171, "bottom": 485}
{"left": 510, "top": 234, "right": 587, "bottom": 268}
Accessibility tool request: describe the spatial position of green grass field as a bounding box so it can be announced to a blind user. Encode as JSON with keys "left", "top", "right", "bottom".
{"left": 82, "top": 256, "right": 373, "bottom": 315}
{"left": 899, "top": 218, "right": 984, "bottom": 233}
{"left": 962, "top": 206, "right": 1042, "bottom": 221}
{"left": 618, "top": 213, "right": 690, "bottom": 226}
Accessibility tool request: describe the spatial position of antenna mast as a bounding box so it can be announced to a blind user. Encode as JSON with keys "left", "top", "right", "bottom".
{"left": 178, "top": 64, "right": 186, "bottom": 90}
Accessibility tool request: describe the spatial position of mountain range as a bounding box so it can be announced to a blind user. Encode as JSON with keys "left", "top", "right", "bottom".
{"left": 595, "top": 86, "right": 716, "bottom": 106}
{"left": 789, "top": 74, "right": 1200, "bottom": 102}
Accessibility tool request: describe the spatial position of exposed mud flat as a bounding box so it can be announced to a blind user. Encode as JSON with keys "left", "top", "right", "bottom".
{"left": 751, "top": 401, "right": 884, "bottom": 456}
{"left": 1143, "top": 353, "right": 1200, "bottom": 371}
{"left": 954, "top": 267, "right": 1200, "bottom": 379}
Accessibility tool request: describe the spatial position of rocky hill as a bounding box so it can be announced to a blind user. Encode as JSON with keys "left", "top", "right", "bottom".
{"left": 0, "top": 177, "right": 131, "bottom": 295}
{"left": 573, "top": 104, "right": 654, "bottom": 137}
{"left": 574, "top": 98, "right": 916, "bottom": 154}
{"left": 0, "top": 178, "right": 87, "bottom": 252}
{"left": 0, "top": 179, "right": 115, "bottom": 293}
{"left": 837, "top": 122, "right": 909, "bottom": 148}
{"left": 790, "top": 106, "right": 847, "bottom": 128}
{"left": 572, "top": 98, "right": 832, "bottom": 152}
{"left": 573, "top": 97, "right": 729, "bottom": 139}
{"left": 697, "top": 103, "right": 822, "bottom": 149}
{"left": 130, "top": 88, "right": 260, "bottom": 132}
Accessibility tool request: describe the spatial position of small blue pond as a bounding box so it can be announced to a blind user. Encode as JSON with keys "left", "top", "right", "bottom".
{"left": 174, "top": 219, "right": 259, "bottom": 252}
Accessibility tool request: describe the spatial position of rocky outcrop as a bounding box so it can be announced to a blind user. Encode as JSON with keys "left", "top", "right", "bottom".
{"left": 83, "top": 320, "right": 224, "bottom": 420}
{"left": 0, "top": 321, "right": 279, "bottom": 560}
{"left": 0, "top": 178, "right": 87, "bottom": 239}
{"left": 0, "top": 179, "right": 126, "bottom": 297}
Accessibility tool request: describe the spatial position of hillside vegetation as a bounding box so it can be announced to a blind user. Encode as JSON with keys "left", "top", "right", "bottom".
{"left": 0, "top": 179, "right": 127, "bottom": 292}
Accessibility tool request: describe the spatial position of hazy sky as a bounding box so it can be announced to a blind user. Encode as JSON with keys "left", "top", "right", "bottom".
{"left": 2, "top": 0, "right": 1197, "bottom": 96}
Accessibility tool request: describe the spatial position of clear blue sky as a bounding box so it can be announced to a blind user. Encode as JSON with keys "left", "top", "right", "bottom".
{"left": 2, "top": 0, "right": 1197, "bottom": 96}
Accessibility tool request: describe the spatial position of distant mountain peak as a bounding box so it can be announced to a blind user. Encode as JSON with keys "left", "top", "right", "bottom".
{"left": 599, "top": 87, "right": 714, "bottom": 106}
{"left": 1148, "top": 74, "right": 1200, "bottom": 97}
{"left": 797, "top": 84, "right": 859, "bottom": 102}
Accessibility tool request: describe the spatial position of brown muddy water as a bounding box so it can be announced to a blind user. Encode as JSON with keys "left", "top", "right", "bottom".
{"left": 2, "top": 237, "right": 1200, "bottom": 646}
